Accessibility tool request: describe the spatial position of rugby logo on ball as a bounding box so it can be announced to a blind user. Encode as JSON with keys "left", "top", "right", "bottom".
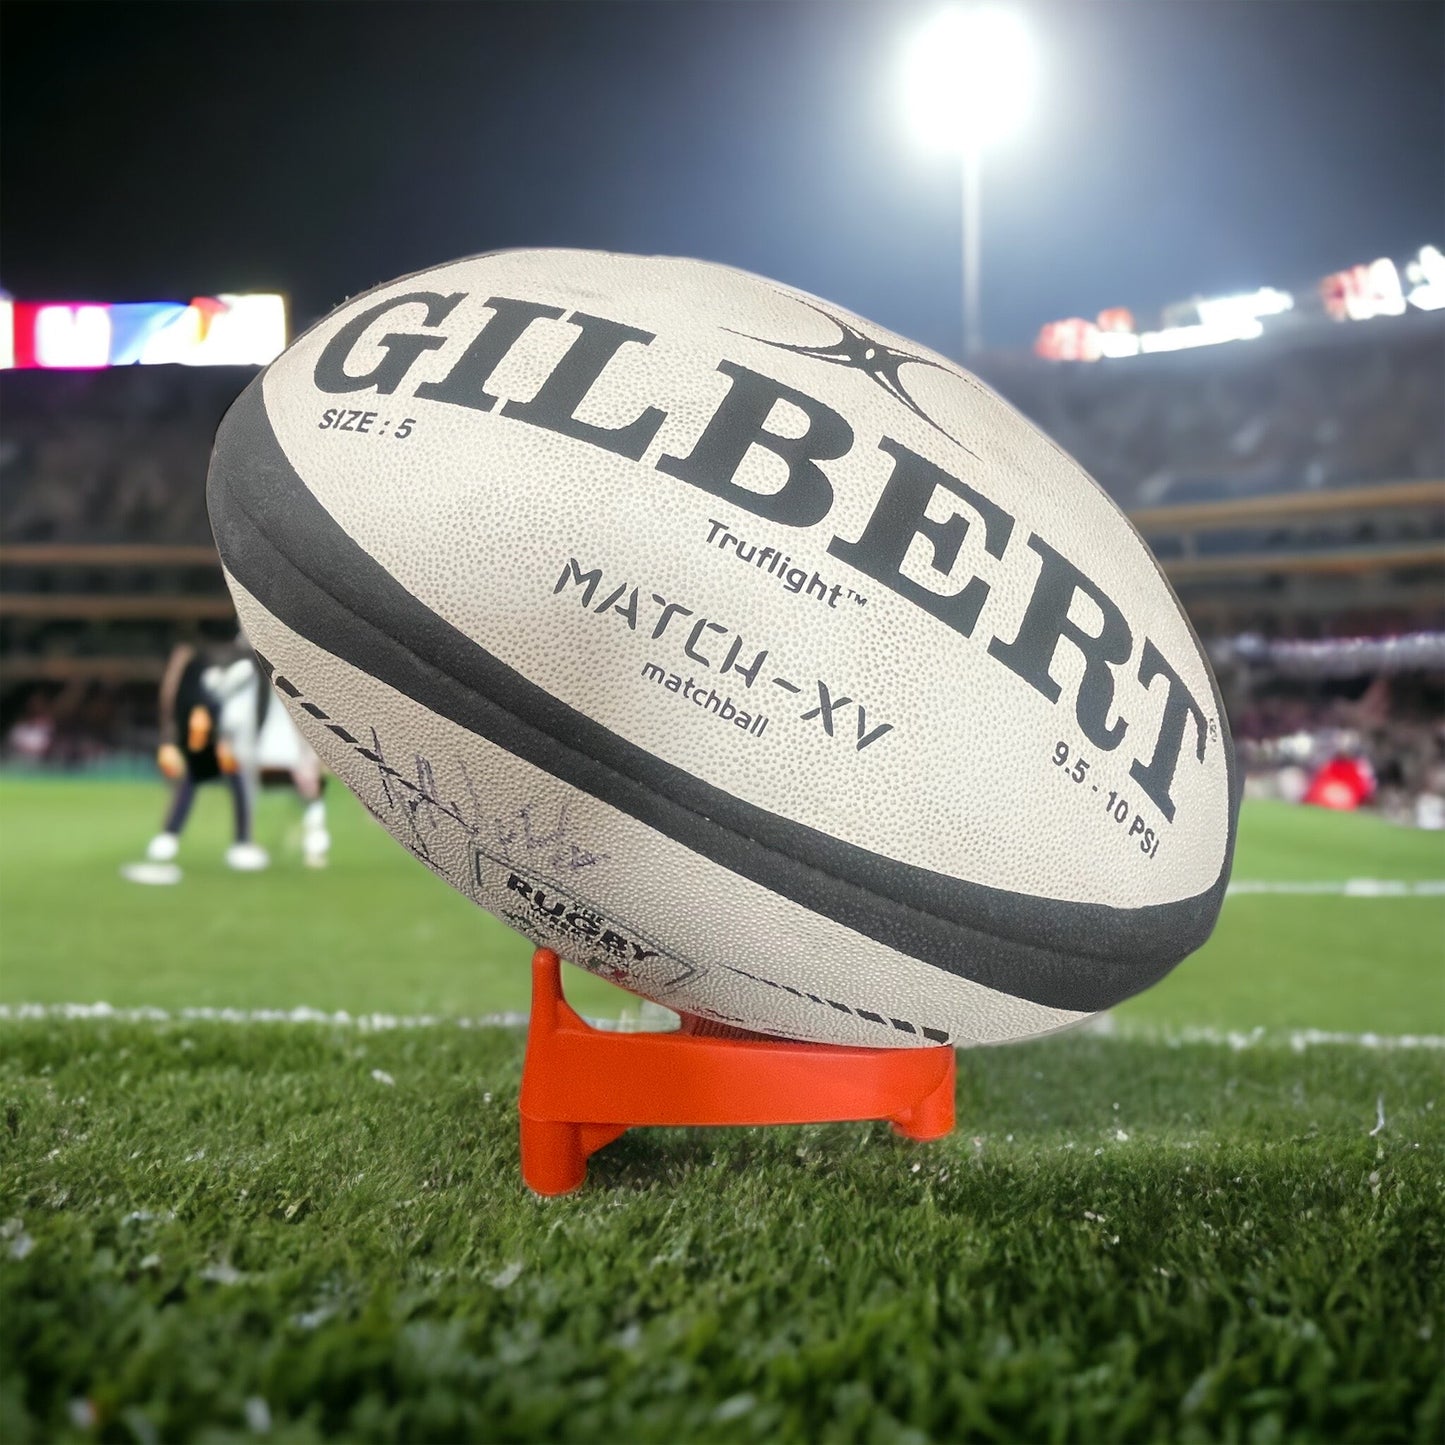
{"left": 208, "top": 250, "right": 1237, "bottom": 1047}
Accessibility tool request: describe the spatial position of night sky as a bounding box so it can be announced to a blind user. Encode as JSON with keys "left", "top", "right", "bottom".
{"left": 2, "top": 1, "right": 1441, "bottom": 357}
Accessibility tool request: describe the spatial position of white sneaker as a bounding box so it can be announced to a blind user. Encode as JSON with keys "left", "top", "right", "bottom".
{"left": 225, "top": 842, "right": 270, "bottom": 872}
{"left": 303, "top": 829, "right": 331, "bottom": 869}
{"left": 146, "top": 832, "right": 180, "bottom": 863}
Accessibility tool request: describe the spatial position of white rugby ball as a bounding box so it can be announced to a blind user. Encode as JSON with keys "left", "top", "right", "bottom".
{"left": 208, "top": 250, "right": 1237, "bottom": 1048}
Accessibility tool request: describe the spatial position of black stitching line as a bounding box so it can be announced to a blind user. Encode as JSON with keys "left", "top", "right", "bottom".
{"left": 722, "top": 961, "right": 950, "bottom": 1045}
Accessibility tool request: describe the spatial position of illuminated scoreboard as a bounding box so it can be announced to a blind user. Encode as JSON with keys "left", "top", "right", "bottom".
{"left": 1033, "top": 246, "right": 1444, "bottom": 362}
{"left": 0, "top": 293, "right": 286, "bottom": 369}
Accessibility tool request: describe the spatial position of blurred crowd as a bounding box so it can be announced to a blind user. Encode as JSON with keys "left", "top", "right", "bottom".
{"left": 1224, "top": 662, "right": 1445, "bottom": 829}
{"left": 1238, "top": 721, "right": 1445, "bottom": 830}
{"left": 976, "top": 313, "right": 1444, "bottom": 507}
{"left": 0, "top": 367, "right": 247, "bottom": 545}
{"left": 2, "top": 319, "right": 1443, "bottom": 827}
{"left": 3, "top": 682, "right": 159, "bottom": 766}
{"left": 1, "top": 316, "right": 1440, "bottom": 542}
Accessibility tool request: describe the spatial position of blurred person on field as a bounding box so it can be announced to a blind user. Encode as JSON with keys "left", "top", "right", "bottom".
{"left": 209, "top": 652, "right": 330, "bottom": 869}
{"left": 145, "top": 639, "right": 330, "bottom": 870}
{"left": 147, "top": 639, "right": 264, "bottom": 870}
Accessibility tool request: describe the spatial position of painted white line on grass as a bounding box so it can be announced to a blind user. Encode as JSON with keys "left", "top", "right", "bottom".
{"left": 0, "top": 1002, "right": 1441, "bottom": 1051}
{"left": 0, "top": 1001, "right": 530, "bottom": 1030}
{"left": 1227, "top": 879, "right": 1445, "bottom": 896}
{"left": 1129, "top": 1024, "right": 1445, "bottom": 1053}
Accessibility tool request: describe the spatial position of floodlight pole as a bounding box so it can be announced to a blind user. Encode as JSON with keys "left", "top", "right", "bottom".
{"left": 962, "top": 141, "right": 983, "bottom": 361}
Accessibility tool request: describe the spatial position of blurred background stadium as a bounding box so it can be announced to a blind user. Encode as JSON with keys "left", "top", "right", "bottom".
{"left": 3, "top": 256, "right": 1441, "bottom": 825}
{"left": 1, "top": 4, "right": 1442, "bottom": 1439}
{"left": 3, "top": 2, "right": 1442, "bottom": 831}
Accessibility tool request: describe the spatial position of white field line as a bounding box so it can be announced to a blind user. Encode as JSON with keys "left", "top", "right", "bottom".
{"left": 1227, "top": 879, "right": 1445, "bottom": 896}
{"left": 0, "top": 1001, "right": 531, "bottom": 1030}
{"left": 1093, "top": 1020, "right": 1445, "bottom": 1053}
{"left": 0, "top": 1001, "right": 1441, "bottom": 1051}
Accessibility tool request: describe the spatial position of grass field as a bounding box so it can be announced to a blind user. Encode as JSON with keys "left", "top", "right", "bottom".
{"left": 2, "top": 776, "right": 1443, "bottom": 1442}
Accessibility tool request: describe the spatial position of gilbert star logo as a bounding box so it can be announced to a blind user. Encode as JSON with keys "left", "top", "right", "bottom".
{"left": 729, "top": 295, "right": 974, "bottom": 456}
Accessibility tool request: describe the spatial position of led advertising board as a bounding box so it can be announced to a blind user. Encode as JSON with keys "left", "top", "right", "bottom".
{"left": 1, "top": 294, "right": 286, "bottom": 369}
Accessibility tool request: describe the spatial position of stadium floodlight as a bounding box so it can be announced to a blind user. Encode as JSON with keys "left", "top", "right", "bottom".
{"left": 902, "top": 6, "right": 1035, "bottom": 153}
{"left": 1405, "top": 244, "right": 1445, "bottom": 311}
{"left": 901, "top": 6, "right": 1037, "bottom": 359}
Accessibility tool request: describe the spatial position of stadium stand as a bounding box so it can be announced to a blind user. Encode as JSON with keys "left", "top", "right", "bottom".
{"left": 974, "top": 311, "right": 1444, "bottom": 509}
{"left": 1, "top": 368, "right": 245, "bottom": 756}
{"left": 0, "top": 367, "right": 247, "bottom": 545}
{"left": 2, "top": 313, "right": 1442, "bottom": 820}
{"left": 979, "top": 310, "right": 1445, "bottom": 825}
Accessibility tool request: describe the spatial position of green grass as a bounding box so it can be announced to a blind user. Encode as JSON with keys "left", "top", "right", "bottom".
{"left": 1, "top": 776, "right": 1443, "bottom": 1441}
{"left": 1118, "top": 803, "right": 1445, "bottom": 1037}
{"left": 2, "top": 1021, "right": 1441, "bottom": 1443}
{"left": 0, "top": 780, "right": 1441, "bottom": 1033}
{"left": 0, "top": 777, "right": 625, "bottom": 1021}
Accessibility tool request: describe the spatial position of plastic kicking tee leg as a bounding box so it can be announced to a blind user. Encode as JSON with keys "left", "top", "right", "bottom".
{"left": 517, "top": 949, "right": 956, "bottom": 1195}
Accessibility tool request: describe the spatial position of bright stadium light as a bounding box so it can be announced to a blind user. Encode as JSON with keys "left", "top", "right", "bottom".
{"left": 1406, "top": 244, "right": 1445, "bottom": 311}
{"left": 901, "top": 6, "right": 1037, "bottom": 359}
{"left": 902, "top": 6, "right": 1035, "bottom": 153}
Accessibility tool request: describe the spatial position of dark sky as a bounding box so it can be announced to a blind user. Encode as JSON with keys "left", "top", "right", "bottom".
{"left": 2, "top": 1, "right": 1441, "bottom": 357}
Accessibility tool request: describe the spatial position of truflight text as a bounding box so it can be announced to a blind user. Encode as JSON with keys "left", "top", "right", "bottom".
{"left": 704, "top": 518, "right": 856, "bottom": 610}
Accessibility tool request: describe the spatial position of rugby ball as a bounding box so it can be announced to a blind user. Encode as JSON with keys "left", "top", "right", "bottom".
{"left": 207, "top": 250, "right": 1237, "bottom": 1048}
